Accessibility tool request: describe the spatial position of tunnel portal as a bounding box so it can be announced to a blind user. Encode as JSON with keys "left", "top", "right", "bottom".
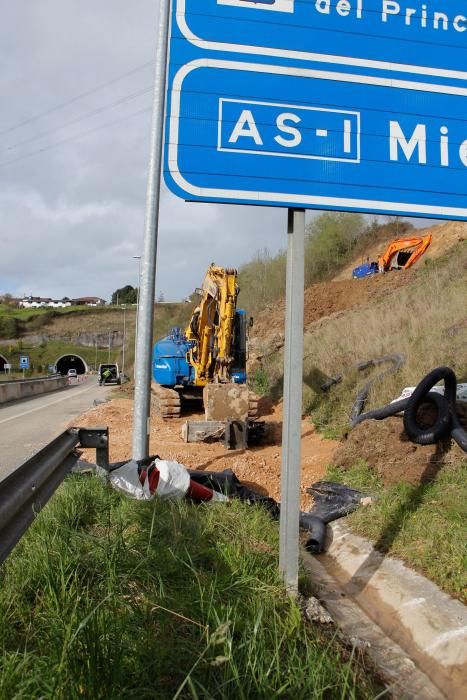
{"left": 55, "top": 355, "right": 87, "bottom": 375}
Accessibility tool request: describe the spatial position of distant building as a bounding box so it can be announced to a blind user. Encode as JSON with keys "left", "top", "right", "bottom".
{"left": 71, "top": 296, "right": 106, "bottom": 307}
{"left": 19, "top": 295, "right": 106, "bottom": 309}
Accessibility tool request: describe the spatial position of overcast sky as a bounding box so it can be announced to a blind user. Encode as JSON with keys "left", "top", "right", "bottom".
{"left": 0, "top": 1, "right": 427, "bottom": 302}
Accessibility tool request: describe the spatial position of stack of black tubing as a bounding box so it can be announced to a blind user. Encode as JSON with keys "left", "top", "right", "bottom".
{"left": 352, "top": 367, "right": 467, "bottom": 452}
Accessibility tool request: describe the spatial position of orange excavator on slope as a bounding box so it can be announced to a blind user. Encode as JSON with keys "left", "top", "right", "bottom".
{"left": 352, "top": 234, "right": 432, "bottom": 279}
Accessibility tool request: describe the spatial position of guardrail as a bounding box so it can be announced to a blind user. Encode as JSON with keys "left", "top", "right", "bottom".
{"left": 0, "top": 427, "right": 109, "bottom": 566}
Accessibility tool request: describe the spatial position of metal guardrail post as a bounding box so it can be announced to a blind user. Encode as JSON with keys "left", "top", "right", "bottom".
{"left": 0, "top": 426, "right": 110, "bottom": 566}
{"left": 78, "top": 427, "right": 109, "bottom": 477}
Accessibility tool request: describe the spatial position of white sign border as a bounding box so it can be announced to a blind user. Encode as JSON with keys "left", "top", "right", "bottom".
{"left": 176, "top": 0, "right": 467, "bottom": 83}
{"left": 217, "top": 98, "right": 361, "bottom": 163}
{"left": 167, "top": 59, "right": 467, "bottom": 219}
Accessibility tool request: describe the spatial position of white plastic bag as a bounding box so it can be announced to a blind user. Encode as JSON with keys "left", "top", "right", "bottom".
{"left": 109, "top": 459, "right": 146, "bottom": 499}
{"left": 109, "top": 458, "right": 191, "bottom": 500}
{"left": 392, "top": 383, "right": 467, "bottom": 404}
{"left": 153, "top": 459, "right": 191, "bottom": 499}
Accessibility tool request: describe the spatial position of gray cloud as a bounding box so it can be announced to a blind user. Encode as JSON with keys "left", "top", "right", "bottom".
{"left": 0, "top": 1, "right": 428, "bottom": 303}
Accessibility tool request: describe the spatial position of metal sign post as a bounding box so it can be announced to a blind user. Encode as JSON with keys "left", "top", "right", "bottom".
{"left": 279, "top": 208, "right": 305, "bottom": 592}
{"left": 132, "top": 0, "right": 171, "bottom": 460}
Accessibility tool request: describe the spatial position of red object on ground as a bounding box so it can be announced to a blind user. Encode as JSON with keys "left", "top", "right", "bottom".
{"left": 139, "top": 466, "right": 161, "bottom": 494}
{"left": 187, "top": 480, "right": 216, "bottom": 502}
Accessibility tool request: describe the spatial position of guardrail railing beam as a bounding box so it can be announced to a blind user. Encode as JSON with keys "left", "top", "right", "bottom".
{"left": 0, "top": 426, "right": 109, "bottom": 566}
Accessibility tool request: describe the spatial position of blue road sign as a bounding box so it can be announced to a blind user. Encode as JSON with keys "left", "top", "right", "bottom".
{"left": 177, "top": 0, "right": 467, "bottom": 81}
{"left": 19, "top": 355, "right": 29, "bottom": 369}
{"left": 164, "top": 1, "right": 467, "bottom": 220}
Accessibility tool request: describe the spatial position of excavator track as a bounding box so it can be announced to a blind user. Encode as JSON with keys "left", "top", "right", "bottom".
{"left": 151, "top": 385, "right": 181, "bottom": 419}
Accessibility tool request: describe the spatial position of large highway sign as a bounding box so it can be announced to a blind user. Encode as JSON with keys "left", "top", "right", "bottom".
{"left": 177, "top": 0, "right": 467, "bottom": 80}
{"left": 164, "top": 0, "right": 467, "bottom": 220}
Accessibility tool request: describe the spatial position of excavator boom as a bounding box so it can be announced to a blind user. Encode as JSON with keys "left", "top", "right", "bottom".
{"left": 185, "top": 264, "right": 239, "bottom": 386}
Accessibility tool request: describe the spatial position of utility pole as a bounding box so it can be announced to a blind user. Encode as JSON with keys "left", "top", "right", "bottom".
{"left": 132, "top": 0, "right": 171, "bottom": 460}
{"left": 122, "top": 305, "right": 127, "bottom": 376}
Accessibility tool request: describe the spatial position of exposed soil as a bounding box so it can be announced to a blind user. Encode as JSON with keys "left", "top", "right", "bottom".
{"left": 333, "top": 415, "right": 466, "bottom": 486}
{"left": 251, "top": 221, "right": 467, "bottom": 354}
{"left": 250, "top": 270, "right": 415, "bottom": 353}
{"left": 73, "top": 397, "right": 339, "bottom": 511}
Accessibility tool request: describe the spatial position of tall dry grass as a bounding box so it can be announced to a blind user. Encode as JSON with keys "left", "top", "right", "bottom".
{"left": 302, "top": 243, "right": 466, "bottom": 431}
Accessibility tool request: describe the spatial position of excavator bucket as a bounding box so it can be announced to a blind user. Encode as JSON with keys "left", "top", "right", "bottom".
{"left": 203, "top": 383, "right": 249, "bottom": 421}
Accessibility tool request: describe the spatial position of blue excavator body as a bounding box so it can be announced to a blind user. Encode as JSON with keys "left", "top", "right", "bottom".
{"left": 153, "top": 310, "right": 248, "bottom": 389}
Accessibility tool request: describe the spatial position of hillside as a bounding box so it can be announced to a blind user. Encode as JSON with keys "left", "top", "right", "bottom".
{"left": 334, "top": 219, "right": 466, "bottom": 280}
{"left": 248, "top": 220, "right": 467, "bottom": 425}
{"left": 0, "top": 302, "right": 194, "bottom": 375}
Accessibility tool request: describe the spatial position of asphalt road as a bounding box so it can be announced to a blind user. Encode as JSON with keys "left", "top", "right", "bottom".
{"left": 0, "top": 377, "right": 113, "bottom": 481}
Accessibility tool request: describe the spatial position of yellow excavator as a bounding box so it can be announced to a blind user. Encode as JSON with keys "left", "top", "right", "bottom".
{"left": 152, "top": 264, "right": 257, "bottom": 420}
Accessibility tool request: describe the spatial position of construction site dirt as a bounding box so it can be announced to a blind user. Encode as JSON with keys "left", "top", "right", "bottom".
{"left": 72, "top": 397, "right": 338, "bottom": 512}
{"left": 334, "top": 413, "right": 467, "bottom": 486}
{"left": 71, "top": 393, "right": 467, "bottom": 507}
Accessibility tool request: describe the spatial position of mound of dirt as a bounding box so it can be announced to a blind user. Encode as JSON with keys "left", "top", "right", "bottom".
{"left": 335, "top": 220, "right": 467, "bottom": 281}
{"left": 333, "top": 416, "right": 466, "bottom": 486}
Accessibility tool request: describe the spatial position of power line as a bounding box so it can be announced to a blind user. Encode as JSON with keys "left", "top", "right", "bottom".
{"left": 6, "top": 85, "right": 153, "bottom": 152}
{"left": 0, "top": 60, "right": 153, "bottom": 138}
{"left": 0, "top": 106, "right": 151, "bottom": 169}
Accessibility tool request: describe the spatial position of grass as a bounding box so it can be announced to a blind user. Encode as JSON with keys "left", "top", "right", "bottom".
{"left": 0, "top": 476, "right": 382, "bottom": 699}
{"left": 326, "top": 460, "right": 467, "bottom": 601}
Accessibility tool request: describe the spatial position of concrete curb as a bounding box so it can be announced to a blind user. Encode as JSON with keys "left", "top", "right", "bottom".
{"left": 305, "top": 522, "right": 466, "bottom": 699}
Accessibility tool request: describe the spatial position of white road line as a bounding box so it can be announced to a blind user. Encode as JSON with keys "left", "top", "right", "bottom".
{"left": 0, "top": 383, "right": 97, "bottom": 426}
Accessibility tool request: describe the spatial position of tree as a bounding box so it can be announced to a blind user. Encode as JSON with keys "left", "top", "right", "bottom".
{"left": 111, "top": 285, "right": 137, "bottom": 305}
{"left": 1, "top": 293, "right": 15, "bottom": 307}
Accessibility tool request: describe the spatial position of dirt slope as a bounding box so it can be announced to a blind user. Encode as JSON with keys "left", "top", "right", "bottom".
{"left": 250, "top": 219, "right": 466, "bottom": 355}
{"left": 334, "top": 412, "right": 467, "bottom": 487}
{"left": 334, "top": 220, "right": 467, "bottom": 281}
{"left": 250, "top": 267, "right": 415, "bottom": 352}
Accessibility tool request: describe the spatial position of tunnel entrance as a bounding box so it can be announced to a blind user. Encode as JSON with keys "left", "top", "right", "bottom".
{"left": 56, "top": 354, "right": 87, "bottom": 375}
{"left": 0, "top": 354, "right": 7, "bottom": 372}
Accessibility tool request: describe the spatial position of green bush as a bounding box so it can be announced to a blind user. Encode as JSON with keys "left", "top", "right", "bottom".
{"left": 251, "top": 368, "right": 270, "bottom": 396}
{"left": 0, "top": 315, "right": 19, "bottom": 340}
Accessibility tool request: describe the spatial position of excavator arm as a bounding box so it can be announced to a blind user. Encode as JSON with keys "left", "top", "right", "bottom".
{"left": 377, "top": 235, "right": 432, "bottom": 272}
{"left": 185, "top": 264, "right": 239, "bottom": 386}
